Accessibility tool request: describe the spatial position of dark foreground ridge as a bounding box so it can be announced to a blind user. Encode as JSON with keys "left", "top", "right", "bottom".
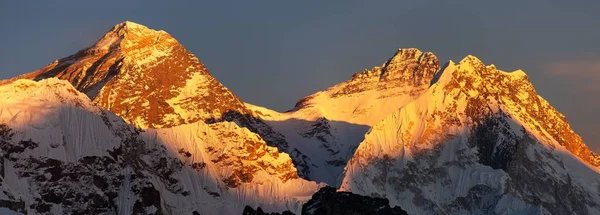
{"left": 302, "top": 187, "right": 408, "bottom": 215}
{"left": 242, "top": 206, "right": 294, "bottom": 215}
{"left": 244, "top": 186, "right": 408, "bottom": 215}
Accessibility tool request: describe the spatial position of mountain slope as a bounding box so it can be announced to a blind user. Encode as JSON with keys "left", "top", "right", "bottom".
{"left": 247, "top": 48, "right": 440, "bottom": 185}
{"left": 339, "top": 56, "right": 600, "bottom": 214}
{"left": 0, "top": 78, "right": 320, "bottom": 214}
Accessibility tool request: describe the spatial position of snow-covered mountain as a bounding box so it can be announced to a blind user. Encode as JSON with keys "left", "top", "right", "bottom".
{"left": 0, "top": 78, "right": 320, "bottom": 214}
{"left": 247, "top": 48, "right": 440, "bottom": 185}
{"left": 1, "top": 20, "right": 599, "bottom": 215}
{"left": 339, "top": 56, "right": 600, "bottom": 214}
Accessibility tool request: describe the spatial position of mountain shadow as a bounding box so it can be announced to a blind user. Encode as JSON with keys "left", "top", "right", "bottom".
{"left": 207, "top": 110, "right": 370, "bottom": 187}
{"left": 261, "top": 118, "right": 370, "bottom": 187}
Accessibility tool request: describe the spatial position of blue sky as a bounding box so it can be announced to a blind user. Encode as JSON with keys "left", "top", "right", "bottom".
{"left": 0, "top": 0, "right": 599, "bottom": 150}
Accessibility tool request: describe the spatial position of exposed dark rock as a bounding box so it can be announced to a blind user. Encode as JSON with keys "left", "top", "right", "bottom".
{"left": 133, "top": 185, "right": 163, "bottom": 214}
{"left": 243, "top": 205, "right": 295, "bottom": 215}
{"left": 301, "top": 187, "right": 408, "bottom": 215}
{"left": 0, "top": 199, "right": 26, "bottom": 213}
{"left": 469, "top": 113, "right": 518, "bottom": 171}
{"left": 0, "top": 124, "right": 39, "bottom": 161}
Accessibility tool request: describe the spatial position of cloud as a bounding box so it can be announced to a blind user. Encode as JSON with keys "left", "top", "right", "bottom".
{"left": 544, "top": 60, "right": 600, "bottom": 77}
{"left": 543, "top": 60, "right": 600, "bottom": 93}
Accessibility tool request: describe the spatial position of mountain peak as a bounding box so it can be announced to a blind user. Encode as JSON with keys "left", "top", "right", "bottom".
{"left": 341, "top": 52, "right": 600, "bottom": 215}
{"left": 454, "top": 55, "right": 529, "bottom": 82}
{"left": 106, "top": 21, "right": 157, "bottom": 36}
{"left": 394, "top": 48, "right": 423, "bottom": 57}
{"left": 11, "top": 21, "right": 251, "bottom": 129}
{"left": 380, "top": 48, "right": 439, "bottom": 84}
{"left": 91, "top": 21, "right": 171, "bottom": 53}
{"left": 117, "top": 20, "right": 147, "bottom": 29}
{"left": 384, "top": 48, "right": 425, "bottom": 67}
{"left": 289, "top": 47, "right": 440, "bottom": 126}
{"left": 427, "top": 57, "right": 598, "bottom": 169}
{"left": 432, "top": 54, "right": 529, "bottom": 88}
{"left": 457, "top": 54, "right": 485, "bottom": 68}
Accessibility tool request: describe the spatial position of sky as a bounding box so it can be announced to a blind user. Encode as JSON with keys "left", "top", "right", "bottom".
{"left": 0, "top": 1, "right": 598, "bottom": 150}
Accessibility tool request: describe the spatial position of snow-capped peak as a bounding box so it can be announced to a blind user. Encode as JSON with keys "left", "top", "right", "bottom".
{"left": 434, "top": 55, "right": 529, "bottom": 88}
{"left": 91, "top": 21, "right": 169, "bottom": 52}
{"left": 118, "top": 20, "right": 148, "bottom": 29}
{"left": 7, "top": 21, "right": 253, "bottom": 129}
{"left": 340, "top": 53, "right": 600, "bottom": 215}
{"left": 387, "top": 48, "right": 423, "bottom": 62}
{"left": 455, "top": 54, "right": 486, "bottom": 73}
{"left": 380, "top": 48, "right": 438, "bottom": 85}
{"left": 459, "top": 54, "right": 483, "bottom": 63}
{"left": 434, "top": 55, "right": 598, "bottom": 167}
